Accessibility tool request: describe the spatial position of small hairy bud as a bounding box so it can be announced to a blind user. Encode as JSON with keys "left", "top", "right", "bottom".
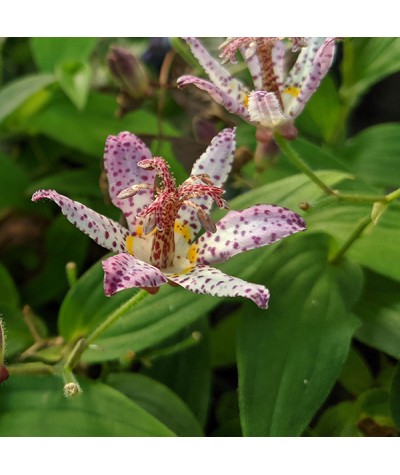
{"left": 63, "top": 382, "right": 82, "bottom": 398}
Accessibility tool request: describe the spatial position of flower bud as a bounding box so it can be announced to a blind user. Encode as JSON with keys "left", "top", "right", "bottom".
{"left": 108, "top": 46, "right": 150, "bottom": 100}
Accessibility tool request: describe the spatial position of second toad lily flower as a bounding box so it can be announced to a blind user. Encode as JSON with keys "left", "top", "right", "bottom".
{"left": 32, "top": 128, "right": 305, "bottom": 309}
{"left": 177, "top": 37, "right": 336, "bottom": 142}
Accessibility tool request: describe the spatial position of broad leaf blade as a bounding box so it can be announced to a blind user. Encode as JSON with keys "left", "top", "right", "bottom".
{"left": 107, "top": 372, "right": 203, "bottom": 436}
{"left": 0, "top": 73, "right": 55, "bottom": 123}
{"left": 237, "top": 233, "right": 362, "bottom": 436}
{"left": 0, "top": 375, "right": 174, "bottom": 436}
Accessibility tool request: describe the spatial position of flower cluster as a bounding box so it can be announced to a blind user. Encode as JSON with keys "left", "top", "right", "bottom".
{"left": 33, "top": 128, "right": 305, "bottom": 309}
{"left": 177, "top": 37, "right": 336, "bottom": 142}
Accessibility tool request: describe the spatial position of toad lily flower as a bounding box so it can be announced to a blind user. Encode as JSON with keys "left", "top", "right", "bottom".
{"left": 32, "top": 128, "right": 305, "bottom": 309}
{"left": 177, "top": 37, "right": 336, "bottom": 142}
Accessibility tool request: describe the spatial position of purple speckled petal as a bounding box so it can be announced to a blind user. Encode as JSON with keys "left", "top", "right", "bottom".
{"left": 288, "top": 37, "right": 336, "bottom": 119}
{"left": 181, "top": 37, "right": 249, "bottom": 102}
{"left": 102, "top": 253, "right": 167, "bottom": 296}
{"left": 196, "top": 204, "right": 306, "bottom": 265}
{"left": 177, "top": 128, "right": 236, "bottom": 239}
{"left": 248, "top": 90, "right": 286, "bottom": 129}
{"left": 240, "top": 43, "right": 262, "bottom": 89}
{"left": 167, "top": 264, "right": 270, "bottom": 309}
{"left": 177, "top": 75, "right": 250, "bottom": 120}
{"left": 32, "top": 189, "right": 128, "bottom": 253}
{"left": 272, "top": 40, "right": 286, "bottom": 91}
{"left": 104, "top": 132, "right": 156, "bottom": 231}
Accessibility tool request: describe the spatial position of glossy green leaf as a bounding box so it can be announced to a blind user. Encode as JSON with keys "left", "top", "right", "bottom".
{"left": 312, "top": 401, "right": 362, "bottom": 437}
{"left": 341, "top": 38, "right": 400, "bottom": 106}
{"left": 24, "top": 92, "right": 179, "bottom": 158}
{"left": 0, "top": 263, "right": 19, "bottom": 308}
{"left": 141, "top": 317, "right": 211, "bottom": 425}
{"left": 222, "top": 170, "right": 351, "bottom": 217}
{"left": 0, "top": 73, "right": 55, "bottom": 123}
{"left": 56, "top": 61, "right": 92, "bottom": 110}
{"left": 30, "top": 37, "right": 97, "bottom": 72}
{"left": 339, "top": 347, "right": 374, "bottom": 396}
{"left": 340, "top": 124, "right": 400, "bottom": 188}
{"left": 307, "top": 203, "right": 400, "bottom": 282}
{"left": 296, "top": 75, "right": 342, "bottom": 143}
{"left": 354, "top": 270, "right": 400, "bottom": 358}
{"left": 27, "top": 169, "right": 102, "bottom": 200}
{"left": 0, "top": 305, "right": 33, "bottom": 358}
{"left": 0, "top": 375, "right": 174, "bottom": 436}
{"left": 22, "top": 215, "right": 89, "bottom": 307}
{"left": 237, "top": 233, "right": 362, "bottom": 436}
{"left": 210, "top": 310, "right": 239, "bottom": 368}
{"left": 0, "top": 154, "right": 30, "bottom": 212}
{"left": 107, "top": 373, "right": 203, "bottom": 436}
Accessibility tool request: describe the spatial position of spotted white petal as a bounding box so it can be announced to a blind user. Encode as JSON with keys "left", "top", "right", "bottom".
{"left": 102, "top": 253, "right": 167, "bottom": 296}
{"left": 167, "top": 264, "right": 270, "bottom": 309}
{"left": 289, "top": 37, "right": 336, "bottom": 118}
{"left": 177, "top": 128, "right": 236, "bottom": 240}
{"left": 104, "top": 132, "right": 156, "bottom": 231}
{"left": 248, "top": 90, "right": 286, "bottom": 129}
{"left": 181, "top": 37, "right": 249, "bottom": 102}
{"left": 195, "top": 204, "right": 306, "bottom": 265}
{"left": 32, "top": 189, "right": 128, "bottom": 253}
{"left": 240, "top": 43, "right": 262, "bottom": 89}
{"left": 177, "top": 75, "right": 250, "bottom": 120}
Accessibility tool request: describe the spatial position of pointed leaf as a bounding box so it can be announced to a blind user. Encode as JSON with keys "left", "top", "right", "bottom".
{"left": 0, "top": 375, "right": 174, "bottom": 436}
{"left": 56, "top": 61, "right": 92, "bottom": 110}
{"left": 237, "top": 233, "right": 362, "bottom": 436}
{"left": 107, "top": 373, "right": 203, "bottom": 436}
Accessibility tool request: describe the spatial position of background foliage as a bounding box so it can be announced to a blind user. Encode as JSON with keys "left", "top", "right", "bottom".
{"left": 1, "top": 37, "right": 400, "bottom": 436}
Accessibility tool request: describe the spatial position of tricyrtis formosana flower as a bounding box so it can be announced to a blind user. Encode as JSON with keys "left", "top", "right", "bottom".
{"left": 32, "top": 128, "right": 305, "bottom": 308}
{"left": 177, "top": 37, "right": 336, "bottom": 142}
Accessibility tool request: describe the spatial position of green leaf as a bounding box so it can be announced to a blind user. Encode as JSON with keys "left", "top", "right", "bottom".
{"left": 296, "top": 75, "right": 342, "bottom": 143}
{"left": 56, "top": 61, "right": 92, "bottom": 110}
{"left": 24, "top": 92, "right": 179, "bottom": 158}
{"left": 58, "top": 257, "right": 217, "bottom": 361}
{"left": 307, "top": 203, "right": 400, "bottom": 282}
{"left": 27, "top": 169, "right": 102, "bottom": 200}
{"left": 341, "top": 37, "right": 400, "bottom": 106}
{"left": 340, "top": 124, "right": 400, "bottom": 188}
{"left": 339, "top": 347, "right": 374, "bottom": 396}
{"left": 0, "top": 305, "right": 33, "bottom": 359}
{"left": 141, "top": 316, "right": 211, "bottom": 426}
{"left": 107, "top": 373, "right": 203, "bottom": 436}
{"left": 225, "top": 170, "right": 351, "bottom": 215}
{"left": 0, "top": 154, "right": 30, "bottom": 212}
{"left": 30, "top": 37, "right": 97, "bottom": 72}
{"left": 22, "top": 215, "right": 89, "bottom": 307}
{"left": 0, "top": 73, "right": 55, "bottom": 124}
{"left": 312, "top": 401, "right": 362, "bottom": 437}
{"left": 210, "top": 310, "right": 239, "bottom": 368}
{"left": 0, "top": 375, "right": 174, "bottom": 436}
{"left": 0, "top": 263, "right": 19, "bottom": 308}
{"left": 354, "top": 270, "right": 400, "bottom": 358}
{"left": 237, "top": 233, "right": 362, "bottom": 436}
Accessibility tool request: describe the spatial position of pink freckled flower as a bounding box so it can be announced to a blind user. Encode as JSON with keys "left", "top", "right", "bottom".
{"left": 177, "top": 37, "right": 336, "bottom": 142}
{"left": 32, "top": 128, "right": 305, "bottom": 309}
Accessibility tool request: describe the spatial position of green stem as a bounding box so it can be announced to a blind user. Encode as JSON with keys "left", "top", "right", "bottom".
{"left": 386, "top": 188, "right": 400, "bottom": 203}
{"left": 7, "top": 362, "right": 55, "bottom": 376}
{"left": 330, "top": 215, "right": 372, "bottom": 264}
{"left": 64, "top": 289, "right": 149, "bottom": 371}
{"left": 274, "top": 134, "right": 338, "bottom": 196}
{"left": 86, "top": 289, "right": 148, "bottom": 346}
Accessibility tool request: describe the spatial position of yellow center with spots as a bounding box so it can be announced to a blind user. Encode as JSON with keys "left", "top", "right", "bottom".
{"left": 243, "top": 94, "right": 249, "bottom": 108}
{"left": 283, "top": 86, "right": 300, "bottom": 98}
{"left": 125, "top": 221, "right": 198, "bottom": 267}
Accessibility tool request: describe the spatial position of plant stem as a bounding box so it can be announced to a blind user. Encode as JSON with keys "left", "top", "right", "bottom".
{"left": 330, "top": 215, "right": 372, "bottom": 264}
{"left": 7, "top": 362, "right": 55, "bottom": 376}
{"left": 274, "top": 134, "right": 338, "bottom": 196}
{"left": 64, "top": 289, "right": 149, "bottom": 371}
